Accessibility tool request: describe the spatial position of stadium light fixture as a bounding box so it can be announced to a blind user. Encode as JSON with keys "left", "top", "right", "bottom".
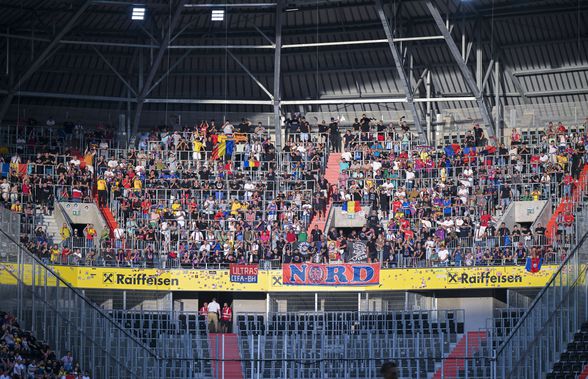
{"left": 211, "top": 9, "right": 224, "bottom": 21}
{"left": 131, "top": 6, "right": 146, "bottom": 20}
{"left": 285, "top": 7, "right": 298, "bottom": 12}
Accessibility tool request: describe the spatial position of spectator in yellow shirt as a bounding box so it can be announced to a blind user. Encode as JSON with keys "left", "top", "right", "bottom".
{"left": 60, "top": 223, "right": 71, "bottom": 247}
{"left": 97, "top": 178, "right": 108, "bottom": 207}
{"left": 133, "top": 177, "right": 142, "bottom": 191}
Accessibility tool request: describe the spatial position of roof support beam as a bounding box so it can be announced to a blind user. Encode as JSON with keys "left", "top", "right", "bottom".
{"left": 375, "top": 0, "right": 427, "bottom": 144}
{"left": 144, "top": 48, "right": 193, "bottom": 97}
{"left": 425, "top": 0, "right": 496, "bottom": 141}
{"left": 273, "top": 0, "right": 283, "bottom": 153}
{"left": 132, "top": 0, "right": 187, "bottom": 134}
{"left": 227, "top": 50, "right": 274, "bottom": 100}
{"left": 0, "top": 0, "right": 91, "bottom": 124}
{"left": 92, "top": 46, "right": 137, "bottom": 97}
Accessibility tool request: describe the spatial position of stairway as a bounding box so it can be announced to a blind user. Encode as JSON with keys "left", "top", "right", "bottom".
{"left": 208, "top": 333, "right": 243, "bottom": 379}
{"left": 307, "top": 152, "right": 342, "bottom": 236}
{"left": 99, "top": 206, "right": 118, "bottom": 238}
{"left": 433, "top": 331, "right": 487, "bottom": 379}
{"left": 40, "top": 214, "right": 62, "bottom": 246}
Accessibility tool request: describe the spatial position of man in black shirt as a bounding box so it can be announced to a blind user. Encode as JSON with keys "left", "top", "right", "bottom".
{"left": 311, "top": 225, "right": 322, "bottom": 243}
{"left": 329, "top": 118, "right": 340, "bottom": 152}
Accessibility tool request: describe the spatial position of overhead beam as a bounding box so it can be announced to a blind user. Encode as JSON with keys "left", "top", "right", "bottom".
{"left": 183, "top": 3, "right": 277, "bottom": 7}
{"left": 0, "top": 89, "right": 477, "bottom": 105}
{"left": 425, "top": 0, "right": 496, "bottom": 140}
{"left": 375, "top": 0, "right": 427, "bottom": 144}
{"left": 282, "top": 97, "right": 477, "bottom": 105}
{"left": 515, "top": 65, "right": 588, "bottom": 76}
{"left": 132, "top": 0, "right": 188, "bottom": 135}
{"left": 0, "top": 0, "right": 92, "bottom": 124}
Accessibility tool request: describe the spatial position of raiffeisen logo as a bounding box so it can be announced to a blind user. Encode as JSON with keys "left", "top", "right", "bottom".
{"left": 103, "top": 273, "right": 179, "bottom": 286}
{"left": 447, "top": 272, "right": 522, "bottom": 285}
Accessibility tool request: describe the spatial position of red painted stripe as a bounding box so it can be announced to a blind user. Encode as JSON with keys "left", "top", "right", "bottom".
{"left": 432, "top": 332, "right": 487, "bottom": 379}
{"left": 209, "top": 333, "right": 243, "bottom": 379}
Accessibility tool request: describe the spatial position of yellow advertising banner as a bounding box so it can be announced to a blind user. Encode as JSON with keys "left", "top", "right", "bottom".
{"left": 1, "top": 263, "right": 558, "bottom": 292}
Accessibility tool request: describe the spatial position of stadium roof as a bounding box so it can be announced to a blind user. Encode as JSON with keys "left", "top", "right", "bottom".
{"left": 0, "top": 0, "right": 586, "bottom": 129}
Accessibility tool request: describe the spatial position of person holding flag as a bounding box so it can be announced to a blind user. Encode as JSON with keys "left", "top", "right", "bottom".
{"left": 525, "top": 252, "right": 543, "bottom": 273}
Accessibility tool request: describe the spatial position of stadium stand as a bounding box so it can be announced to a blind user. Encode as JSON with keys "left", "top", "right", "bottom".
{"left": 0, "top": 1, "right": 587, "bottom": 377}
{"left": 0, "top": 311, "right": 89, "bottom": 378}
{"left": 2, "top": 117, "right": 585, "bottom": 272}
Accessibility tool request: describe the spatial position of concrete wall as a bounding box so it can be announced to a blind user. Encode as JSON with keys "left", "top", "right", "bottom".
{"left": 437, "top": 296, "right": 498, "bottom": 332}
{"left": 233, "top": 298, "right": 266, "bottom": 315}
{"left": 60, "top": 202, "right": 108, "bottom": 238}
{"left": 498, "top": 200, "right": 550, "bottom": 230}
{"left": 332, "top": 206, "right": 371, "bottom": 228}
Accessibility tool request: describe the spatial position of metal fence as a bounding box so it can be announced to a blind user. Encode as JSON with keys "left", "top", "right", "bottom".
{"left": 0, "top": 208, "right": 201, "bottom": 378}
{"left": 491, "top": 201, "right": 588, "bottom": 378}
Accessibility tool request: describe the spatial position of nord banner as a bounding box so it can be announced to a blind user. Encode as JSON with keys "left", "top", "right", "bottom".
{"left": 282, "top": 263, "right": 380, "bottom": 286}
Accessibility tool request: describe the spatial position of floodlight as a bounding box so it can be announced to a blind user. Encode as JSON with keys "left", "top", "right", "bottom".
{"left": 132, "top": 6, "right": 146, "bottom": 20}
{"left": 211, "top": 9, "right": 224, "bottom": 21}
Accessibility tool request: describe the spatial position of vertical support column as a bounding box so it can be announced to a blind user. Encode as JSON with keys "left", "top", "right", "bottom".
{"left": 273, "top": 0, "right": 283, "bottom": 156}
{"left": 314, "top": 293, "right": 318, "bottom": 312}
{"left": 426, "top": 70, "right": 432, "bottom": 145}
{"left": 494, "top": 61, "right": 502, "bottom": 143}
{"left": 476, "top": 25, "right": 483, "bottom": 90}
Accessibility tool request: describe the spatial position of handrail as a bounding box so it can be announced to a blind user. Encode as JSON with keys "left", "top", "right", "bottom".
{"left": 494, "top": 229, "right": 588, "bottom": 357}
{"left": 0, "top": 222, "right": 160, "bottom": 361}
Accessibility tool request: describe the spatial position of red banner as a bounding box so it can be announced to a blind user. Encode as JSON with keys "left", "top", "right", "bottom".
{"left": 282, "top": 263, "right": 380, "bottom": 286}
{"left": 229, "top": 264, "right": 259, "bottom": 283}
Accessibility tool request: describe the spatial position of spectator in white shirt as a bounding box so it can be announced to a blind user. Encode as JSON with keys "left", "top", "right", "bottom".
{"left": 207, "top": 298, "right": 221, "bottom": 333}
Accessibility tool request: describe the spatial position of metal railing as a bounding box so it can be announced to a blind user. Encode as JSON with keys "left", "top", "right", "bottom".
{"left": 0, "top": 208, "right": 204, "bottom": 378}
{"left": 491, "top": 202, "right": 588, "bottom": 378}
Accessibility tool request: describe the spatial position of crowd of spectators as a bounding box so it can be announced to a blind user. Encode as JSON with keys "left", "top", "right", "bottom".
{"left": 327, "top": 118, "right": 585, "bottom": 267}
{"left": 0, "top": 311, "right": 88, "bottom": 379}
{"left": 1, "top": 114, "right": 586, "bottom": 269}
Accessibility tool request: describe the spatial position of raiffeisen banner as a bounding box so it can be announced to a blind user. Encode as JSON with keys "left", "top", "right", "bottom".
{"left": 282, "top": 263, "right": 380, "bottom": 286}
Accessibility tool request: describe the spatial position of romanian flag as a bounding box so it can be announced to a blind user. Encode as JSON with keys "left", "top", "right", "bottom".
{"left": 244, "top": 160, "right": 260, "bottom": 168}
{"left": 211, "top": 135, "right": 227, "bottom": 160}
{"left": 347, "top": 201, "right": 356, "bottom": 214}
{"left": 525, "top": 257, "right": 543, "bottom": 273}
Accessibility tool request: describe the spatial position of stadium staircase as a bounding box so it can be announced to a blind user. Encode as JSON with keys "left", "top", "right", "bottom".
{"left": 547, "top": 322, "right": 588, "bottom": 379}
{"left": 546, "top": 165, "right": 588, "bottom": 240}
{"left": 432, "top": 331, "right": 487, "bottom": 379}
{"left": 99, "top": 205, "right": 118, "bottom": 236}
{"left": 39, "top": 213, "right": 63, "bottom": 245}
{"left": 307, "top": 152, "right": 341, "bottom": 234}
{"left": 209, "top": 333, "right": 243, "bottom": 379}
